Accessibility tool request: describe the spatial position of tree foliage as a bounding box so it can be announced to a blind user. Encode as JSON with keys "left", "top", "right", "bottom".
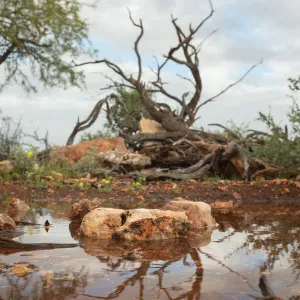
{"left": 251, "top": 80, "right": 300, "bottom": 178}
{"left": 0, "top": 0, "right": 93, "bottom": 92}
{"left": 288, "top": 75, "right": 300, "bottom": 91}
{"left": 79, "top": 88, "right": 152, "bottom": 142}
{"left": 105, "top": 88, "right": 152, "bottom": 135}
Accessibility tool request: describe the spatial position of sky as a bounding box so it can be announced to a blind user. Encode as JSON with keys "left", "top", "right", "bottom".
{"left": 1, "top": 0, "right": 300, "bottom": 146}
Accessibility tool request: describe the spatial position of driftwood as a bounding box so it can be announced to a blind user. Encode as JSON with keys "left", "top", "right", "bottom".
{"left": 0, "top": 237, "right": 78, "bottom": 254}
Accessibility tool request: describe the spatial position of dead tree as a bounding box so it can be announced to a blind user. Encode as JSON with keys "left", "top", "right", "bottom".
{"left": 74, "top": 1, "right": 261, "bottom": 141}
{"left": 70, "top": 0, "right": 262, "bottom": 180}
{"left": 66, "top": 94, "right": 116, "bottom": 145}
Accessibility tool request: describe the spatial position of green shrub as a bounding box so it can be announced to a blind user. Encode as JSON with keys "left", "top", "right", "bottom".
{"left": 251, "top": 101, "right": 300, "bottom": 178}
{"left": 9, "top": 146, "right": 39, "bottom": 178}
{"left": 73, "top": 147, "right": 101, "bottom": 176}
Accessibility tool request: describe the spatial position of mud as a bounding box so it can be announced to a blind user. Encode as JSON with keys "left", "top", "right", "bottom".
{"left": 0, "top": 179, "right": 299, "bottom": 209}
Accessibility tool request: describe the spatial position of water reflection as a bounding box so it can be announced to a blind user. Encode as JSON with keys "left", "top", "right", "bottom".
{"left": 0, "top": 265, "right": 89, "bottom": 299}
{"left": 0, "top": 205, "right": 299, "bottom": 299}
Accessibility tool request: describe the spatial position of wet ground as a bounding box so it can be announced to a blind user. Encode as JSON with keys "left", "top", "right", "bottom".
{"left": 0, "top": 179, "right": 299, "bottom": 207}
{"left": 0, "top": 203, "right": 300, "bottom": 300}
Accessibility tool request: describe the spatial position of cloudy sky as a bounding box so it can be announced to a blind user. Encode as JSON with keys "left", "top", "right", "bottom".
{"left": 1, "top": 0, "right": 299, "bottom": 146}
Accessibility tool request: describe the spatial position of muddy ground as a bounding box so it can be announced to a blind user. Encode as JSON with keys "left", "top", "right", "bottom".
{"left": 0, "top": 179, "right": 299, "bottom": 210}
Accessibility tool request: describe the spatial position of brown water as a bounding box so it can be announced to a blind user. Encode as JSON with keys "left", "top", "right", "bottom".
{"left": 0, "top": 204, "right": 299, "bottom": 300}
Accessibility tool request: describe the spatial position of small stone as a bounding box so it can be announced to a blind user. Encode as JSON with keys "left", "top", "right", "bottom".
{"left": 210, "top": 201, "right": 234, "bottom": 213}
{"left": 0, "top": 214, "right": 16, "bottom": 231}
{"left": 69, "top": 198, "right": 102, "bottom": 222}
{"left": 51, "top": 171, "right": 63, "bottom": 180}
{"left": 7, "top": 198, "right": 30, "bottom": 222}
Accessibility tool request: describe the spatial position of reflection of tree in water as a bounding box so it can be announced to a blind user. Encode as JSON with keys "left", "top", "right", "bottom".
{"left": 219, "top": 213, "right": 300, "bottom": 290}
{"left": 79, "top": 249, "right": 204, "bottom": 300}
{"left": 2, "top": 211, "right": 300, "bottom": 299}
{"left": 0, "top": 266, "right": 89, "bottom": 300}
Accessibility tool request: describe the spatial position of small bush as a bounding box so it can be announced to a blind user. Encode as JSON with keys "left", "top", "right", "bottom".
{"left": 251, "top": 101, "right": 300, "bottom": 178}
{"left": 9, "top": 146, "right": 39, "bottom": 178}
{"left": 73, "top": 147, "right": 102, "bottom": 176}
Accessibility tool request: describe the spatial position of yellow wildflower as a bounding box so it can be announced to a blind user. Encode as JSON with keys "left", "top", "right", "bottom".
{"left": 27, "top": 151, "right": 33, "bottom": 158}
{"left": 172, "top": 183, "right": 177, "bottom": 190}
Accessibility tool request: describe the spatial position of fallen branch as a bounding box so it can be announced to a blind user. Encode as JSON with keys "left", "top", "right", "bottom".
{"left": 0, "top": 237, "right": 78, "bottom": 254}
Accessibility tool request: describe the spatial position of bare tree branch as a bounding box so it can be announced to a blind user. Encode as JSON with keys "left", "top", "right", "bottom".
{"left": 22, "top": 129, "right": 50, "bottom": 149}
{"left": 208, "top": 123, "right": 242, "bottom": 140}
{"left": 196, "top": 29, "right": 218, "bottom": 53}
{"left": 66, "top": 94, "right": 116, "bottom": 145}
{"left": 196, "top": 60, "right": 263, "bottom": 113}
{"left": 127, "top": 8, "right": 144, "bottom": 82}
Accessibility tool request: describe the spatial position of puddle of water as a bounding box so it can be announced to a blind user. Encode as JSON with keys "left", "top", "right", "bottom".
{"left": 0, "top": 204, "right": 299, "bottom": 300}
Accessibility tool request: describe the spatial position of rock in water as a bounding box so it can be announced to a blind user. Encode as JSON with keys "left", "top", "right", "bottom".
{"left": 0, "top": 214, "right": 16, "bottom": 231}
{"left": 80, "top": 208, "right": 190, "bottom": 240}
{"left": 69, "top": 198, "right": 102, "bottom": 222}
{"left": 8, "top": 198, "right": 30, "bottom": 213}
{"left": 115, "top": 209, "right": 190, "bottom": 240}
{"left": 7, "top": 198, "right": 30, "bottom": 222}
{"left": 80, "top": 208, "right": 126, "bottom": 239}
{"left": 163, "top": 198, "right": 216, "bottom": 229}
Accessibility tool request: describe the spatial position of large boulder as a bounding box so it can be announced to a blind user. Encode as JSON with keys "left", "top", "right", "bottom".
{"left": 97, "top": 151, "right": 151, "bottom": 169}
{"left": 163, "top": 198, "right": 216, "bottom": 229}
{"left": 115, "top": 209, "right": 190, "bottom": 240}
{"left": 0, "top": 160, "right": 14, "bottom": 174}
{"left": 49, "top": 137, "right": 129, "bottom": 165}
{"left": 80, "top": 208, "right": 126, "bottom": 239}
{"left": 0, "top": 214, "right": 16, "bottom": 231}
{"left": 69, "top": 198, "right": 102, "bottom": 222}
{"left": 80, "top": 208, "right": 190, "bottom": 240}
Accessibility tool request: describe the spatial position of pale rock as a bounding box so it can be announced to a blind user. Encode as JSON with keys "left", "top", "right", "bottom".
{"left": 80, "top": 208, "right": 190, "bottom": 241}
{"left": 97, "top": 151, "right": 151, "bottom": 168}
{"left": 115, "top": 209, "right": 190, "bottom": 240}
{"left": 139, "top": 118, "right": 166, "bottom": 134}
{"left": 80, "top": 208, "right": 126, "bottom": 239}
{"left": 163, "top": 198, "right": 216, "bottom": 229}
{"left": 0, "top": 214, "right": 16, "bottom": 231}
